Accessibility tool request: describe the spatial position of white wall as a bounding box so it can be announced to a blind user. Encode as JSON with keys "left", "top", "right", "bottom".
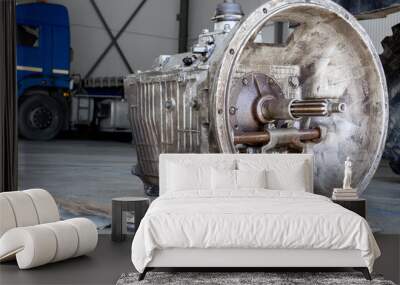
{"left": 188, "top": 0, "right": 262, "bottom": 43}
{"left": 49, "top": 0, "right": 180, "bottom": 77}
{"left": 41, "top": 0, "right": 399, "bottom": 77}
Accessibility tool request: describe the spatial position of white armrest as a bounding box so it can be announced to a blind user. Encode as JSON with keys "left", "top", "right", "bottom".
{"left": 0, "top": 225, "right": 57, "bottom": 269}
{"left": 0, "top": 218, "right": 98, "bottom": 269}
{"left": 0, "top": 189, "right": 60, "bottom": 237}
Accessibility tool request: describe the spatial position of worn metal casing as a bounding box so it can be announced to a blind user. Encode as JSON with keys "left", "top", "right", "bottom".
{"left": 125, "top": 0, "right": 388, "bottom": 196}
{"left": 125, "top": 68, "right": 209, "bottom": 186}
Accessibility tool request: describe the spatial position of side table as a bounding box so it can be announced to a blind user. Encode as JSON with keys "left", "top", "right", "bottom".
{"left": 332, "top": 198, "right": 366, "bottom": 218}
{"left": 112, "top": 197, "right": 150, "bottom": 242}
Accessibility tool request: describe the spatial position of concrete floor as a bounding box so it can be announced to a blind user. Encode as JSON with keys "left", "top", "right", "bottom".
{"left": 18, "top": 139, "right": 146, "bottom": 228}
{"left": 18, "top": 138, "right": 400, "bottom": 233}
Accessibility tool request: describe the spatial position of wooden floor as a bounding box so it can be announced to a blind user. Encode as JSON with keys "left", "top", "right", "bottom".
{"left": 0, "top": 235, "right": 133, "bottom": 285}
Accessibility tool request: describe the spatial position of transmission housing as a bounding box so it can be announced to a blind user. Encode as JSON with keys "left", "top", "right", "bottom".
{"left": 125, "top": 0, "right": 388, "bottom": 196}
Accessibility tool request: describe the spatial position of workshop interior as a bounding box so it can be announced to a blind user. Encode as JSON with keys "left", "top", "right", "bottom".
{"left": 0, "top": 0, "right": 400, "bottom": 284}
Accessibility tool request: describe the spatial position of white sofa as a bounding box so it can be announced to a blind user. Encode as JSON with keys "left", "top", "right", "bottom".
{"left": 0, "top": 189, "right": 98, "bottom": 269}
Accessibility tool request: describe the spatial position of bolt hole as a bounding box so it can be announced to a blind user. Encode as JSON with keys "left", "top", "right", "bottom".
{"left": 263, "top": 8, "right": 268, "bottom": 14}
{"left": 229, "top": 49, "right": 235, "bottom": 55}
{"left": 218, "top": 109, "right": 223, "bottom": 115}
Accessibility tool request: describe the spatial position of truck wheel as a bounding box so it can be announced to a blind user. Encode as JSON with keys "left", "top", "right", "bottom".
{"left": 18, "top": 91, "right": 65, "bottom": 140}
{"left": 381, "top": 24, "right": 400, "bottom": 175}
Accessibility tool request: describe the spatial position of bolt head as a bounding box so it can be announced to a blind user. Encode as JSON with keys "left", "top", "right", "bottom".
{"left": 242, "top": 78, "right": 249, "bottom": 86}
{"left": 229, "top": 106, "right": 237, "bottom": 115}
{"left": 289, "top": 76, "right": 300, "bottom": 88}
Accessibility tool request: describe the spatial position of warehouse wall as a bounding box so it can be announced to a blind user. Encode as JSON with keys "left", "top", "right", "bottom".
{"left": 48, "top": 0, "right": 180, "bottom": 78}
{"left": 188, "top": 0, "right": 400, "bottom": 56}
{"left": 18, "top": 0, "right": 400, "bottom": 77}
{"left": 188, "top": 0, "right": 263, "bottom": 44}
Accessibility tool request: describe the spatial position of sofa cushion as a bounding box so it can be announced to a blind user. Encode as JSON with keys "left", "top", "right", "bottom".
{"left": 1, "top": 192, "right": 39, "bottom": 227}
{"left": 64, "top": 218, "right": 98, "bottom": 257}
{"left": 42, "top": 221, "right": 79, "bottom": 262}
{"left": 24, "top": 189, "right": 59, "bottom": 224}
{"left": 0, "top": 218, "right": 98, "bottom": 269}
{"left": 0, "top": 225, "right": 57, "bottom": 269}
{"left": 0, "top": 189, "right": 59, "bottom": 237}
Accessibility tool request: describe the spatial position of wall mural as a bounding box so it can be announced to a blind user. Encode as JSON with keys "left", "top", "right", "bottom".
{"left": 16, "top": 0, "right": 400, "bottom": 235}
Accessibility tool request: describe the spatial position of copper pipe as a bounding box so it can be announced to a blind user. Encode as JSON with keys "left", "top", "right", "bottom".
{"left": 234, "top": 132, "right": 270, "bottom": 145}
{"left": 234, "top": 128, "right": 320, "bottom": 145}
{"left": 296, "top": 128, "right": 321, "bottom": 141}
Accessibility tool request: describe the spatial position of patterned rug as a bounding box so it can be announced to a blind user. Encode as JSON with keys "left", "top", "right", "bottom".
{"left": 116, "top": 272, "right": 396, "bottom": 285}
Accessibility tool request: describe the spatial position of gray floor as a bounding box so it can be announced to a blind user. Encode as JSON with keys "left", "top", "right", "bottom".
{"left": 18, "top": 139, "right": 146, "bottom": 228}
{"left": 18, "top": 139, "right": 400, "bottom": 233}
{"left": 1, "top": 235, "right": 398, "bottom": 285}
{"left": 0, "top": 235, "right": 133, "bottom": 285}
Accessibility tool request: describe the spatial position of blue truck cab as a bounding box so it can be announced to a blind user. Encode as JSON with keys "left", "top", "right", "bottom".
{"left": 16, "top": 2, "right": 128, "bottom": 140}
{"left": 16, "top": 3, "right": 71, "bottom": 140}
{"left": 17, "top": 3, "right": 71, "bottom": 97}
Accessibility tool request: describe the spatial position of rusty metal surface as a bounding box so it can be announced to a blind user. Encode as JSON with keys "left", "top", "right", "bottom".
{"left": 125, "top": 0, "right": 388, "bottom": 196}
{"left": 234, "top": 128, "right": 320, "bottom": 145}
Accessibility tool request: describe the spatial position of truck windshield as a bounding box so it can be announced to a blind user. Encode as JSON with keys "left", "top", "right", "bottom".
{"left": 17, "top": 24, "right": 39, "bottom": 48}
